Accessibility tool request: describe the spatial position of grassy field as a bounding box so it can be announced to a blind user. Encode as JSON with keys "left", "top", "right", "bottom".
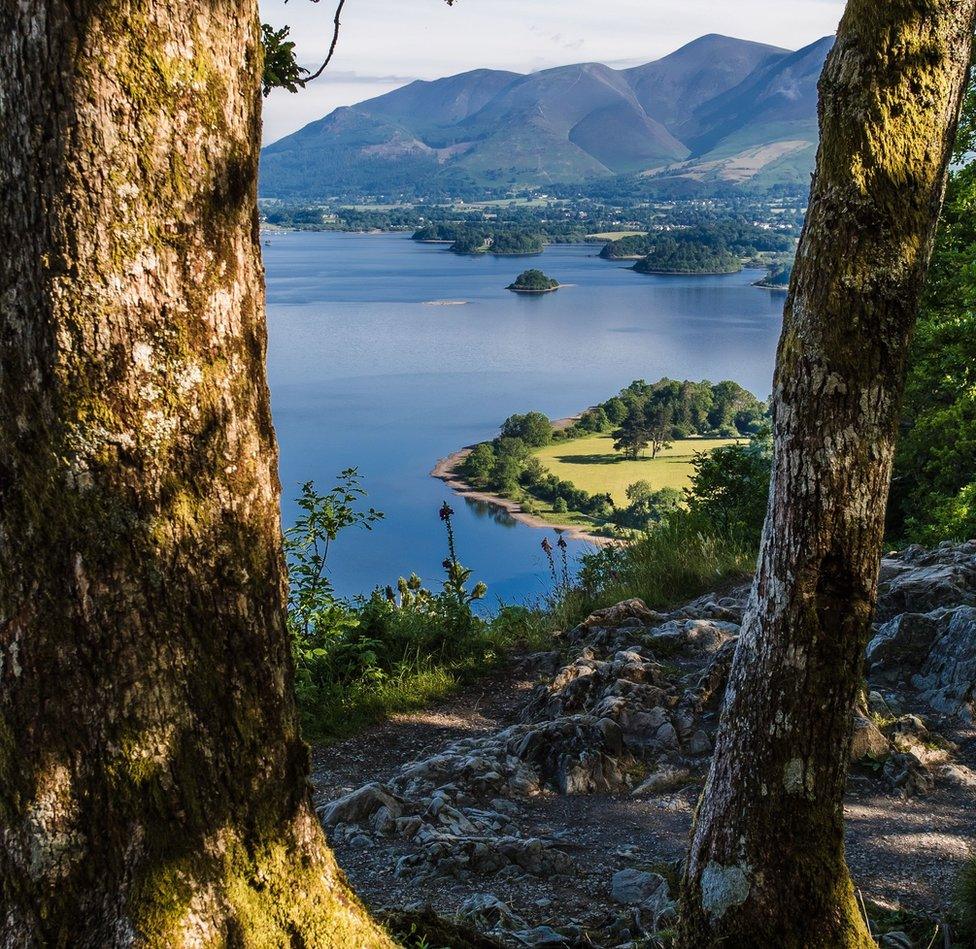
{"left": 585, "top": 230, "right": 644, "bottom": 241}
{"left": 532, "top": 435, "right": 742, "bottom": 505}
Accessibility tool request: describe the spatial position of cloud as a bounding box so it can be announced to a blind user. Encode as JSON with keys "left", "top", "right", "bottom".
{"left": 295, "top": 69, "right": 418, "bottom": 85}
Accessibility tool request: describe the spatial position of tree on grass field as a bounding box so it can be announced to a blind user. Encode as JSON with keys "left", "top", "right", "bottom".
{"left": 0, "top": 1, "right": 392, "bottom": 942}
{"left": 613, "top": 405, "right": 651, "bottom": 459}
{"left": 678, "top": 3, "right": 976, "bottom": 945}
{"left": 645, "top": 402, "right": 674, "bottom": 459}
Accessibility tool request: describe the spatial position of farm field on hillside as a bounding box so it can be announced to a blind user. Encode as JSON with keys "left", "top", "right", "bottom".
{"left": 532, "top": 435, "right": 742, "bottom": 505}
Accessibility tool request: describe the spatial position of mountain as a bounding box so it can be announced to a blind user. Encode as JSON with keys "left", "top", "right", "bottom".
{"left": 260, "top": 34, "right": 833, "bottom": 199}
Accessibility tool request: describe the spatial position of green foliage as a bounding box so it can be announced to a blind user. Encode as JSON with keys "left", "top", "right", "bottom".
{"left": 501, "top": 412, "right": 553, "bottom": 447}
{"left": 634, "top": 238, "right": 741, "bottom": 274}
{"left": 613, "top": 483, "right": 684, "bottom": 531}
{"left": 284, "top": 481, "right": 524, "bottom": 740}
{"left": 608, "top": 378, "right": 764, "bottom": 459}
{"left": 601, "top": 219, "right": 795, "bottom": 260}
{"left": 284, "top": 471, "right": 383, "bottom": 638}
{"left": 890, "top": 76, "right": 976, "bottom": 545}
{"left": 551, "top": 510, "right": 756, "bottom": 630}
{"left": 447, "top": 228, "right": 545, "bottom": 256}
{"left": 687, "top": 431, "right": 772, "bottom": 543}
{"left": 461, "top": 442, "right": 497, "bottom": 486}
{"left": 758, "top": 260, "right": 793, "bottom": 287}
{"left": 261, "top": 24, "right": 307, "bottom": 96}
{"left": 956, "top": 855, "right": 976, "bottom": 941}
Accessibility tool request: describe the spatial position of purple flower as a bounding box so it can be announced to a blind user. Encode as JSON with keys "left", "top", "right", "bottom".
{"left": 541, "top": 537, "right": 553, "bottom": 555}
{"left": 439, "top": 502, "right": 454, "bottom": 521}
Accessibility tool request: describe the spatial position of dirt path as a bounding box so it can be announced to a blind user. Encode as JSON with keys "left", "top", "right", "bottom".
{"left": 312, "top": 661, "right": 975, "bottom": 936}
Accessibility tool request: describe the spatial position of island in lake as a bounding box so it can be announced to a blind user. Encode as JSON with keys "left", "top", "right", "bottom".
{"left": 634, "top": 239, "right": 742, "bottom": 275}
{"left": 412, "top": 224, "right": 545, "bottom": 256}
{"left": 597, "top": 221, "right": 797, "bottom": 276}
{"left": 507, "top": 269, "right": 560, "bottom": 293}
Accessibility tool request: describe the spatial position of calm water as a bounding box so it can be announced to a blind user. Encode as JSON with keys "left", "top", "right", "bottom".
{"left": 265, "top": 232, "right": 784, "bottom": 606}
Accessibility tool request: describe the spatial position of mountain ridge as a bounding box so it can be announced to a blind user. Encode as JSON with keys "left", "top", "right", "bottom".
{"left": 260, "top": 33, "right": 833, "bottom": 199}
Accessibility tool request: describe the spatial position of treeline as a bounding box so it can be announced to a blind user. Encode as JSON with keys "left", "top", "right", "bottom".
{"left": 456, "top": 379, "right": 767, "bottom": 533}
{"left": 601, "top": 219, "right": 797, "bottom": 260}
{"left": 890, "top": 94, "right": 976, "bottom": 546}
{"left": 459, "top": 413, "right": 615, "bottom": 522}
{"left": 575, "top": 378, "right": 766, "bottom": 444}
{"left": 756, "top": 260, "right": 793, "bottom": 287}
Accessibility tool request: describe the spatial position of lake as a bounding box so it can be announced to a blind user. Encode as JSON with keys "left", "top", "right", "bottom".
{"left": 265, "top": 231, "right": 784, "bottom": 607}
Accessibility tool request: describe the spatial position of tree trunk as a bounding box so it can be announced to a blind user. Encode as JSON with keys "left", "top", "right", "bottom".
{"left": 0, "top": 2, "right": 390, "bottom": 944}
{"left": 678, "top": 4, "right": 976, "bottom": 946}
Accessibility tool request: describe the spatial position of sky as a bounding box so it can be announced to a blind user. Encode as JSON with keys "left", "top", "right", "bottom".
{"left": 260, "top": 0, "right": 847, "bottom": 144}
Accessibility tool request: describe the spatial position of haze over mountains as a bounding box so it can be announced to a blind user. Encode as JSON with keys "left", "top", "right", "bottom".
{"left": 260, "top": 33, "right": 833, "bottom": 199}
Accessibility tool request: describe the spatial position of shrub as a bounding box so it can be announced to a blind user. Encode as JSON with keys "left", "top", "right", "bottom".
{"left": 956, "top": 855, "right": 976, "bottom": 939}
{"left": 286, "top": 481, "right": 501, "bottom": 739}
{"left": 687, "top": 433, "right": 772, "bottom": 544}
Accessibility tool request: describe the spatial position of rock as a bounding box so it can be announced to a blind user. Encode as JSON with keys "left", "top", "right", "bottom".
{"left": 684, "top": 728, "right": 713, "bottom": 756}
{"left": 850, "top": 715, "right": 889, "bottom": 761}
{"left": 318, "top": 782, "right": 402, "bottom": 827}
{"left": 611, "top": 869, "right": 669, "bottom": 906}
{"left": 508, "top": 716, "right": 632, "bottom": 794}
{"left": 867, "top": 690, "right": 893, "bottom": 718}
{"left": 883, "top": 752, "right": 935, "bottom": 797}
{"left": 395, "top": 816, "right": 423, "bottom": 839}
{"left": 457, "top": 893, "right": 526, "bottom": 932}
{"left": 879, "top": 932, "right": 913, "bottom": 949}
{"left": 939, "top": 762, "right": 976, "bottom": 789}
{"left": 888, "top": 715, "right": 953, "bottom": 767}
{"left": 631, "top": 767, "right": 692, "bottom": 797}
{"left": 372, "top": 804, "right": 397, "bottom": 835}
{"left": 876, "top": 541, "right": 976, "bottom": 621}
{"left": 511, "top": 925, "right": 573, "bottom": 946}
{"left": 867, "top": 604, "right": 976, "bottom": 720}
{"left": 579, "top": 598, "right": 660, "bottom": 630}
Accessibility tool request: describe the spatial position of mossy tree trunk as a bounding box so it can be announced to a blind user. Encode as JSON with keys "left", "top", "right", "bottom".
{"left": 678, "top": 3, "right": 976, "bottom": 947}
{"left": 0, "top": 2, "right": 391, "bottom": 944}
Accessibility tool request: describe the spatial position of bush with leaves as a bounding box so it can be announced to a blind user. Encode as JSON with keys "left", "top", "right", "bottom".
{"left": 686, "top": 430, "right": 772, "bottom": 543}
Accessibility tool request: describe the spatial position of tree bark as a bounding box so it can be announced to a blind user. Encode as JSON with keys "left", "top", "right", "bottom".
{"left": 0, "top": 2, "right": 391, "bottom": 944}
{"left": 678, "top": 4, "right": 976, "bottom": 946}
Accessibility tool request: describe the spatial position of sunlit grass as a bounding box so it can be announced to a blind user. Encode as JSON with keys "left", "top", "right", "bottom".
{"left": 532, "top": 435, "right": 742, "bottom": 505}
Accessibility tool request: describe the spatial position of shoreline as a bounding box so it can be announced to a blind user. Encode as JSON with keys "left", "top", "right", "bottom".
{"left": 430, "top": 415, "right": 618, "bottom": 548}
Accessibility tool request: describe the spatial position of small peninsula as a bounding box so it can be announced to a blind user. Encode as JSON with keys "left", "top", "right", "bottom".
{"left": 754, "top": 260, "right": 793, "bottom": 290}
{"left": 507, "top": 269, "right": 560, "bottom": 293}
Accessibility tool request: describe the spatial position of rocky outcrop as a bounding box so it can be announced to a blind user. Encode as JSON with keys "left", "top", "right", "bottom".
{"left": 317, "top": 541, "right": 976, "bottom": 947}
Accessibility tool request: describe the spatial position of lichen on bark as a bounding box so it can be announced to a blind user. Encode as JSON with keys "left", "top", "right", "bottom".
{"left": 678, "top": 2, "right": 976, "bottom": 946}
{"left": 0, "top": 1, "right": 391, "bottom": 944}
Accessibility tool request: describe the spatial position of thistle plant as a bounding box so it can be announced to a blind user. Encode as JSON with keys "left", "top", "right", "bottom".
{"left": 439, "top": 502, "right": 487, "bottom": 606}
{"left": 542, "top": 534, "right": 572, "bottom": 593}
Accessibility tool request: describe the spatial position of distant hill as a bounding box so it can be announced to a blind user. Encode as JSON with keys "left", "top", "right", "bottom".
{"left": 260, "top": 34, "right": 833, "bottom": 199}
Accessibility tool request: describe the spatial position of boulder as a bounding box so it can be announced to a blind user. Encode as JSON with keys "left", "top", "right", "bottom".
{"left": 867, "top": 605, "right": 976, "bottom": 720}
{"left": 318, "top": 782, "right": 402, "bottom": 828}
{"left": 850, "top": 715, "right": 889, "bottom": 762}
{"left": 876, "top": 541, "right": 976, "bottom": 621}
{"left": 631, "top": 767, "right": 692, "bottom": 797}
{"left": 611, "top": 868, "right": 668, "bottom": 906}
{"left": 457, "top": 893, "right": 526, "bottom": 932}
